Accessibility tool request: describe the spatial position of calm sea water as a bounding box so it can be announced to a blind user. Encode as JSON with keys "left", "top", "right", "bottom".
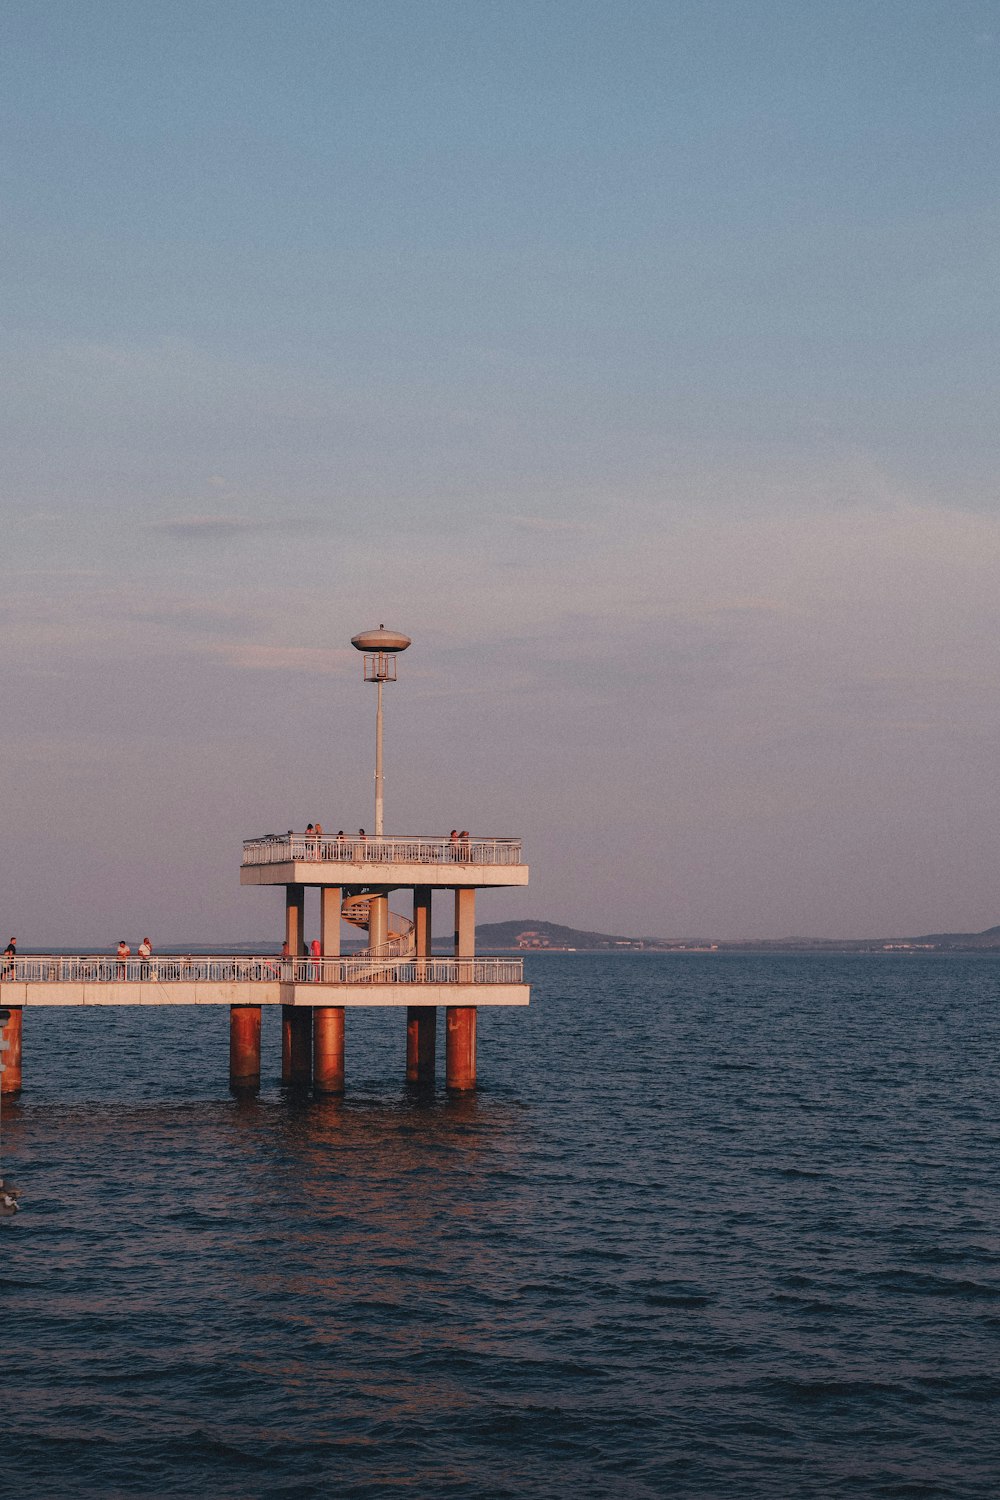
{"left": 3, "top": 953, "right": 1000, "bottom": 1498}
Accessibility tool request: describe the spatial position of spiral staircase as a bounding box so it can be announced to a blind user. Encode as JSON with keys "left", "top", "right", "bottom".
{"left": 341, "top": 892, "right": 415, "bottom": 976}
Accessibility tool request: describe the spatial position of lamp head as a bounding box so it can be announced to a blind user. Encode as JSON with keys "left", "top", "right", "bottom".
{"left": 351, "top": 625, "right": 411, "bottom": 653}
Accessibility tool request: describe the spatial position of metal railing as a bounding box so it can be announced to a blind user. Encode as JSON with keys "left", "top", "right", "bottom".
{"left": 284, "top": 956, "right": 522, "bottom": 984}
{"left": 242, "top": 834, "right": 524, "bottom": 867}
{"left": 0, "top": 955, "right": 524, "bottom": 986}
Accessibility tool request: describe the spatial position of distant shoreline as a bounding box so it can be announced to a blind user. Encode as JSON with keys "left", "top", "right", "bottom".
{"left": 489, "top": 945, "right": 1000, "bottom": 956}
{"left": 21, "top": 940, "right": 1000, "bottom": 957}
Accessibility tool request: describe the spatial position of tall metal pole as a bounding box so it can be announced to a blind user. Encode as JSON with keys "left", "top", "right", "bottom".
{"left": 375, "top": 675, "right": 384, "bottom": 836}
{"left": 352, "top": 627, "right": 410, "bottom": 838}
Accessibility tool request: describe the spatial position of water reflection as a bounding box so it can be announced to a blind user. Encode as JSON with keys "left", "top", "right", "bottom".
{"left": 8, "top": 961, "right": 1000, "bottom": 1497}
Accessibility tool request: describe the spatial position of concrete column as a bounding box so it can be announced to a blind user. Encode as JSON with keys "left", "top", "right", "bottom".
{"left": 446, "top": 1006, "right": 476, "bottom": 1091}
{"left": 0, "top": 1005, "right": 22, "bottom": 1095}
{"left": 406, "top": 1007, "right": 436, "bottom": 1084}
{"left": 285, "top": 883, "right": 305, "bottom": 956}
{"left": 320, "top": 886, "right": 342, "bottom": 956}
{"left": 413, "top": 887, "right": 432, "bottom": 958}
{"left": 454, "top": 886, "right": 475, "bottom": 986}
{"left": 313, "top": 1007, "right": 345, "bottom": 1093}
{"left": 281, "top": 1004, "right": 312, "bottom": 1085}
{"left": 229, "top": 1005, "right": 261, "bottom": 1091}
{"left": 454, "top": 887, "right": 475, "bottom": 956}
{"left": 368, "top": 893, "right": 388, "bottom": 951}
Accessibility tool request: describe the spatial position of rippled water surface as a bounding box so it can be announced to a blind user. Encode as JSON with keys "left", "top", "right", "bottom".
{"left": 4, "top": 954, "right": 1000, "bottom": 1497}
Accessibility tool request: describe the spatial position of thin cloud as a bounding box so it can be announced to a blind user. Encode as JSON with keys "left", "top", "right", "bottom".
{"left": 208, "top": 643, "right": 355, "bottom": 674}
{"left": 701, "top": 596, "right": 788, "bottom": 618}
{"left": 151, "top": 515, "right": 319, "bottom": 540}
{"left": 509, "top": 515, "right": 591, "bottom": 534}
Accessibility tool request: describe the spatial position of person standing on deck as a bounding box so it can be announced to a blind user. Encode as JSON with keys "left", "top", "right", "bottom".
{"left": 116, "top": 940, "right": 130, "bottom": 979}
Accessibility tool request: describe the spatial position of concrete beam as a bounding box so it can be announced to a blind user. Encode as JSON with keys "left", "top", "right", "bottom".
{"left": 242, "top": 861, "right": 529, "bottom": 890}
{"left": 0, "top": 981, "right": 529, "bottom": 1008}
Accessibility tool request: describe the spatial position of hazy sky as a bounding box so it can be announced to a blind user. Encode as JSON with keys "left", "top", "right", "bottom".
{"left": 2, "top": 0, "right": 999, "bottom": 943}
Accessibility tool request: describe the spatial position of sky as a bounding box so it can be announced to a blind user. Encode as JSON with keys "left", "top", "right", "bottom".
{"left": 2, "top": 0, "right": 999, "bottom": 944}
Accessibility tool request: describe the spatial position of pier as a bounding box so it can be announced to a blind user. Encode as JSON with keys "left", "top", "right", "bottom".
{"left": 0, "top": 628, "right": 530, "bottom": 1096}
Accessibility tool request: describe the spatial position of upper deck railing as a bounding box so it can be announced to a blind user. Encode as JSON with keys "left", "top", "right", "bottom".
{"left": 0, "top": 955, "right": 524, "bottom": 986}
{"left": 241, "top": 833, "right": 524, "bottom": 867}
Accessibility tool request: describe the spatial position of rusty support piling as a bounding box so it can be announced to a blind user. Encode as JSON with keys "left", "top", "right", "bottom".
{"left": 313, "top": 1006, "right": 345, "bottom": 1094}
{"left": 229, "top": 1004, "right": 261, "bottom": 1091}
{"left": 406, "top": 1006, "right": 436, "bottom": 1085}
{"left": 446, "top": 1006, "right": 476, "bottom": 1091}
{"left": 0, "top": 1005, "right": 22, "bottom": 1095}
{"left": 281, "top": 1004, "right": 312, "bottom": 1085}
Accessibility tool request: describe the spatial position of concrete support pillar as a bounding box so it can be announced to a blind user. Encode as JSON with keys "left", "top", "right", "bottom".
{"left": 320, "top": 886, "right": 342, "bottom": 957}
{"left": 454, "top": 887, "right": 475, "bottom": 953}
{"left": 313, "top": 1006, "right": 345, "bottom": 1093}
{"left": 407, "top": 1006, "right": 436, "bottom": 1084}
{"left": 454, "top": 886, "right": 475, "bottom": 983}
{"left": 281, "top": 1004, "right": 312, "bottom": 1085}
{"left": 368, "top": 893, "right": 388, "bottom": 952}
{"left": 285, "top": 883, "right": 305, "bottom": 957}
{"left": 0, "top": 1005, "right": 22, "bottom": 1095}
{"left": 446, "top": 1006, "right": 476, "bottom": 1091}
{"left": 413, "top": 887, "right": 432, "bottom": 958}
{"left": 229, "top": 1005, "right": 261, "bottom": 1091}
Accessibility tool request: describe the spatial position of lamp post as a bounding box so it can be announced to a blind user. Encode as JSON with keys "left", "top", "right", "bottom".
{"left": 350, "top": 626, "right": 411, "bottom": 837}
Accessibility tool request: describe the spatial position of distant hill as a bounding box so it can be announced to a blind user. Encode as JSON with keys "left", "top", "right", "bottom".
{"left": 908, "top": 924, "right": 1000, "bottom": 949}
{"left": 477, "top": 919, "right": 1000, "bottom": 954}
{"left": 143, "top": 921, "right": 1000, "bottom": 956}
{"left": 475, "top": 919, "right": 659, "bottom": 951}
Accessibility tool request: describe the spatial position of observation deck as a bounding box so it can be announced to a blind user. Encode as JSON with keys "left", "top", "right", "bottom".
{"left": 240, "top": 832, "right": 529, "bottom": 889}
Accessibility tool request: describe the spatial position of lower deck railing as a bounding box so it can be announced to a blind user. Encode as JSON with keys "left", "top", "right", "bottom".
{"left": 0, "top": 955, "right": 524, "bottom": 986}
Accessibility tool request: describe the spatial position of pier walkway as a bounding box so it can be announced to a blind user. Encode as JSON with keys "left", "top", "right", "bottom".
{"left": 0, "top": 954, "right": 525, "bottom": 1007}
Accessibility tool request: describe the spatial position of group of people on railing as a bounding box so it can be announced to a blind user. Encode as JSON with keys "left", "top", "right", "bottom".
{"left": 291, "top": 825, "right": 367, "bottom": 859}
{"left": 448, "top": 830, "right": 473, "bottom": 860}
{"left": 116, "top": 937, "right": 153, "bottom": 977}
